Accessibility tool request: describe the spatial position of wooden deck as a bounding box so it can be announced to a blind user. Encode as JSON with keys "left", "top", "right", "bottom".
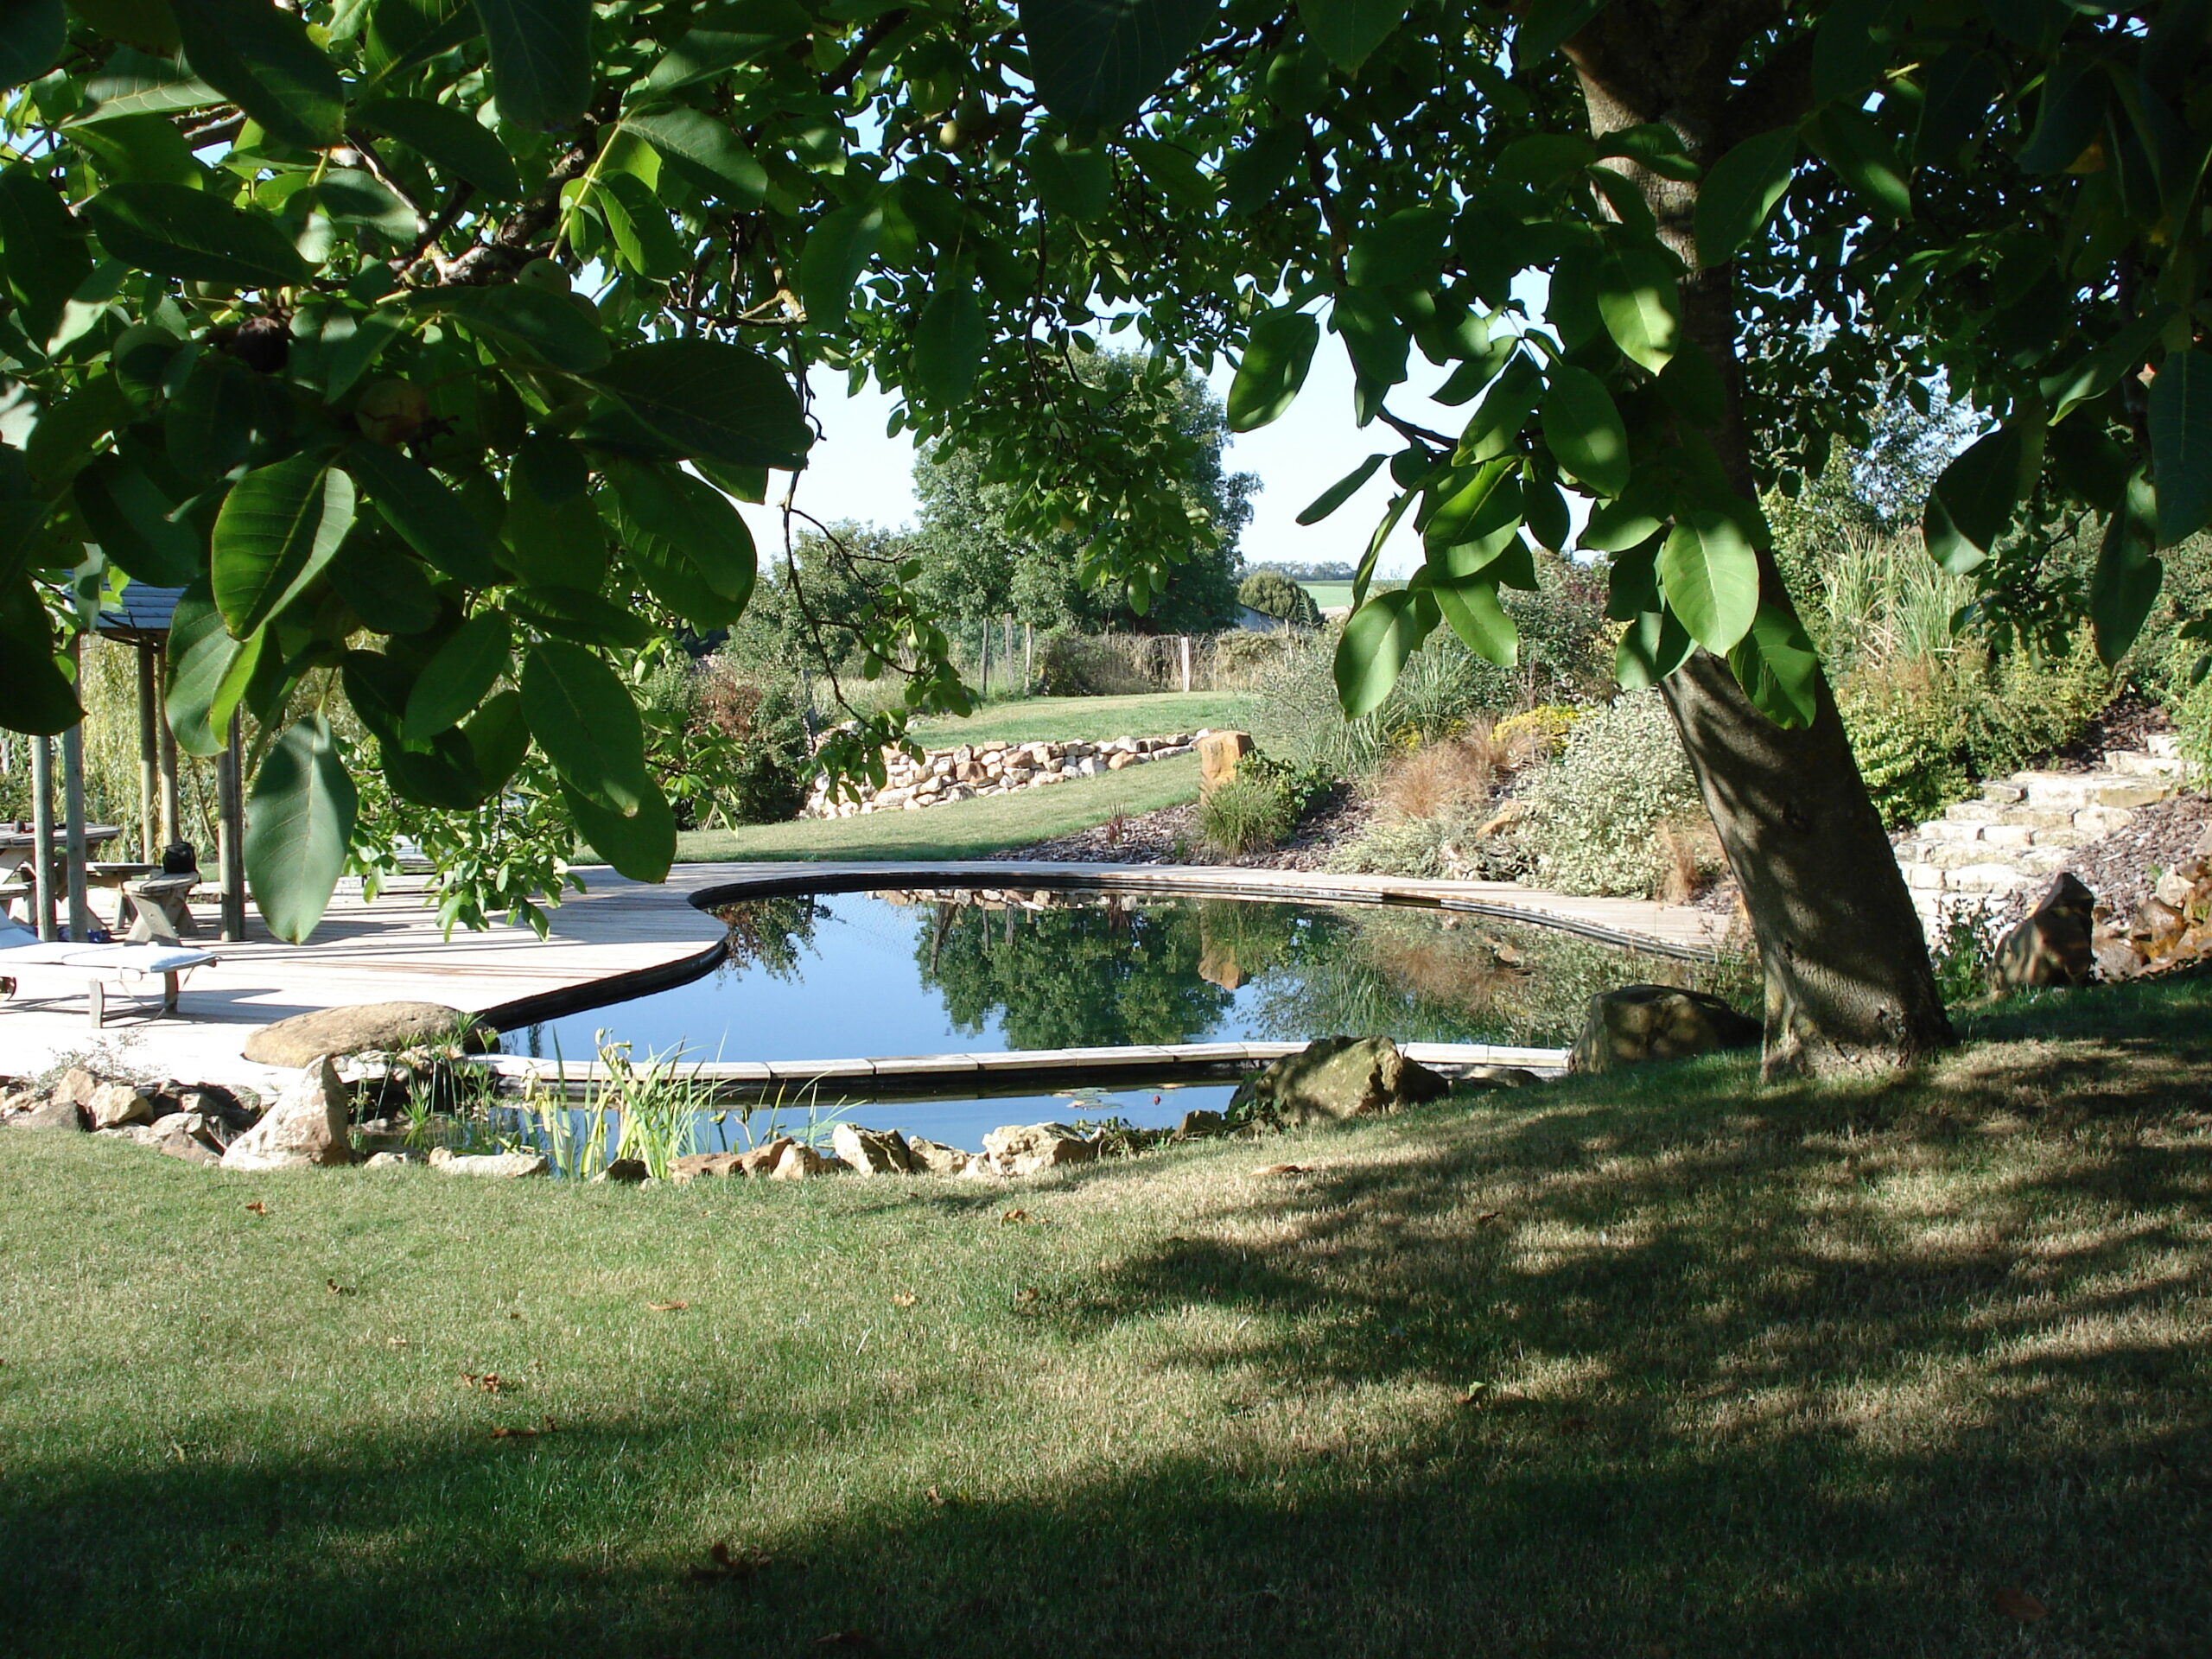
{"left": 0, "top": 861, "right": 1723, "bottom": 1090}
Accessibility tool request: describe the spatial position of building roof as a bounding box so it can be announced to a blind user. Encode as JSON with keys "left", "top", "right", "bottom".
{"left": 94, "top": 583, "right": 186, "bottom": 639}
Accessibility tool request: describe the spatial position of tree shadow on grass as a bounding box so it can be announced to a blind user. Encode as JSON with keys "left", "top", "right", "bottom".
{"left": 4, "top": 989, "right": 2209, "bottom": 1656}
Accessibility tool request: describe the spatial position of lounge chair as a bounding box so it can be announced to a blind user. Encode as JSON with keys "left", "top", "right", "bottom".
{"left": 0, "top": 921, "right": 220, "bottom": 1028}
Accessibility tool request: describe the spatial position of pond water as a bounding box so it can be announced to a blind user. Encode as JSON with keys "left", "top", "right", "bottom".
{"left": 505, "top": 887, "right": 1752, "bottom": 1152}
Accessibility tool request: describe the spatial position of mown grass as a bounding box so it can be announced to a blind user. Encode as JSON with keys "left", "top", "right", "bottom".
{"left": 3, "top": 978, "right": 2209, "bottom": 1656}
{"left": 909, "top": 690, "right": 1252, "bottom": 747}
{"left": 675, "top": 753, "right": 1200, "bottom": 863}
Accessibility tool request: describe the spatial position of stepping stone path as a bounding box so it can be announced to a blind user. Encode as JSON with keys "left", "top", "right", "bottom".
{"left": 1894, "top": 736, "right": 2194, "bottom": 930}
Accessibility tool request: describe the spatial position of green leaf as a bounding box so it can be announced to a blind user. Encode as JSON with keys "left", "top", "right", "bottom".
{"left": 626, "top": 105, "right": 767, "bottom": 204}
{"left": 211, "top": 454, "right": 355, "bottom": 637}
{"left": 1523, "top": 477, "right": 1568, "bottom": 551}
{"left": 2039, "top": 307, "right": 2172, "bottom": 423}
{"left": 1614, "top": 607, "right": 1694, "bottom": 690}
{"left": 465, "top": 687, "right": 530, "bottom": 795}
{"left": 2018, "top": 52, "right": 2104, "bottom": 174}
{"left": 341, "top": 442, "right": 501, "bottom": 584}
{"left": 640, "top": 0, "right": 810, "bottom": 96}
{"left": 1018, "top": 0, "right": 1220, "bottom": 134}
{"left": 312, "top": 169, "right": 418, "bottom": 240}
{"left": 1297, "top": 454, "right": 1387, "bottom": 525}
{"left": 1802, "top": 105, "right": 1911, "bottom": 219}
{"left": 72, "top": 46, "right": 219, "bottom": 123}
{"left": 607, "top": 460, "right": 754, "bottom": 604}
{"left": 1656, "top": 509, "right": 1758, "bottom": 653}
{"left": 505, "top": 583, "right": 653, "bottom": 650}
{"left": 1694, "top": 127, "right": 1796, "bottom": 266}
{"left": 85, "top": 181, "right": 308, "bottom": 289}
{"left": 1428, "top": 572, "right": 1516, "bottom": 666}
{"left": 1594, "top": 243, "right": 1681, "bottom": 372}
{"left": 0, "top": 0, "right": 64, "bottom": 90}
{"left": 355, "top": 96, "right": 524, "bottom": 200}
{"left": 1456, "top": 354, "right": 1540, "bottom": 463}
{"left": 1024, "top": 138, "right": 1113, "bottom": 219}
{"left": 561, "top": 778, "right": 675, "bottom": 881}
{"left": 162, "top": 583, "right": 238, "bottom": 754}
{"left": 1421, "top": 456, "right": 1519, "bottom": 558}
{"left": 326, "top": 535, "right": 438, "bottom": 635}
{"left": 1228, "top": 307, "right": 1319, "bottom": 432}
{"left": 245, "top": 714, "right": 357, "bottom": 944}
{"left": 0, "top": 575, "right": 77, "bottom": 734}
{"left": 500, "top": 479, "right": 607, "bottom": 588}
{"left": 66, "top": 109, "right": 201, "bottom": 184}
{"left": 469, "top": 0, "right": 591, "bottom": 130}
{"left": 1296, "top": 0, "right": 1402, "bottom": 71}
{"left": 404, "top": 283, "right": 607, "bottom": 372}
{"left": 587, "top": 340, "right": 810, "bottom": 471}
{"left": 68, "top": 0, "right": 179, "bottom": 54}
{"left": 1594, "top": 123, "right": 1699, "bottom": 182}
{"left": 1333, "top": 587, "right": 1436, "bottom": 717}
{"left": 404, "top": 611, "right": 510, "bottom": 739}
{"left": 1914, "top": 48, "right": 2000, "bottom": 165}
{"left": 592, "top": 169, "right": 682, "bottom": 280}
{"left": 1811, "top": 0, "right": 1894, "bottom": 107}
{"left": 0, "top": 164, "right": 92, "bottom": 342}
{"left": 1332, "top": 289, "right": 1408, "bottom": 424}
{"left": 521, "top": 639, "right": 650, "bottom": 813}
{"left": 1580, "top": 493, "right": 1664, "bottom": 554}
{"left": 1539, "top": 365, "right": 1630, "bottom": 497}
{"left": 73, "top": 453, "right": 200, "bottom": 585}
{"left": 1923, "top": 427, "right": 2023, "bottom": 573}
{"left": 172, "top": 0, "right": 343, "bottom": 149}
{"left": 2091, "top": 468, "right": 2161, "bottom": 667}
{"left": 2149, "top": 347, "right": 2212, "bottom": 546}
{"left": 1726, "top": 604, "right": 1821, "bottom": 728}
{"left": 1514, "top": 0, "right": 1600, "bottom": 66}
{"left": 799, "top": 200, "right": 884, "bottom": 324}
{"left": 911, "top": 283, "right": 988, "bottom": 407}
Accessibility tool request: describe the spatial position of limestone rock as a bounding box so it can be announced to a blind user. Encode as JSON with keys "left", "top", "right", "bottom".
{"left": 769, "top": 1141, "right": 835, "bottom": 1179}
{"left": 1196, "top": 729, "right": 1255, "bottom": 794}
{"left": 87, "top": 1081, "right": 156, "bottom": 1130}
{"left": 738, "top": 1138, "right": 794, "bottom": 1177}
{"left": 981, "top": 1122, "right": 1098, "bottom": 1177}
{"left": 1457, "top": 1065, "right": 1542, "bottom": 1092}
{"left": 670, "top": 1152, "right": 746, "bottom": 1182}
{"left": 1173, "top": 1109, "right": 1227, "bottom": 1139}
{"left": 1569, "top": 986, "right": 1762, "bottom": 1074}
{"left": 51, "top": 1067, "right": 99, "bottom": 1108}
{"left": 363, "top": 1151, "right": 422, "bottom": 1168}
{"left": 151, "top": 1116, "right": 221, "bottom": 1165}
{"left": 903, "top": 1135, "right": 974, "bottom": 1176}
{"left": 244, "top": 1001, "right": 493, "bottom": 1067}
{"left": 833, "top": 1123, "right": 916, "bottom": 1175}
{"left": 219, "top": 1060, "right": 353, "bottom": 1169}
{"left": 1228, "top": 1036, "right": 1449, "bottom": 1123}
{"left": 9, "top": 1095, "right": 85, "bottom": 1131}
{"left": 428, "top": 1147, "right": 549, "bottom": 1178}
{"left": 1990, "top": 873, "right": 2096, "bottom": 991}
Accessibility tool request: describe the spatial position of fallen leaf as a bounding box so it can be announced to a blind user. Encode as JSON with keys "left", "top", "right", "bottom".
{"left": 385, "top": 1336, "right": 410, "bottom": 1349}
{"left": 924, "top": 1485, "right": 945, "bottom": 1507}
{"left": 891, "top": 1292, "right": 917, "bottom": 1307}
{"left": 646, "top": 1300, "right": 689, "bottom": 1313}
{"left": 687, "top": 1539, "right": 773, "bottom": 1581}
{"left": 1014, "top": 1286, "right": 1039, "bottom": 1304}
{"left": 1457, "top": 1382, "right": 1492, "bottom": 1407}
{"left": 1992, "top": 1586, "right": 2048, "bottom": 1623}
{"left": 326, "top": 1278, "right": 355, "bottom": 1296}
{"left": 1476, "top": 1211, "right": 1504, "bottom": 1225}
{"left": 1250, "top": 1163, "right": 1310, "bottom": 1177}
{"left": 1001, "top": 1208, "right": 1033, "bottom": 1224}
{"left": 508, "top": 1311, "right": 522, "bottom": 1319}
{"left": 244, "top": 1201, "right": 268, "bottom": 1217}
{"left": 460, "top": 1372, "right": 506, "bottom": 1394}
{"left": 490, "top": 1415, "right": 556, "bottom": 1440}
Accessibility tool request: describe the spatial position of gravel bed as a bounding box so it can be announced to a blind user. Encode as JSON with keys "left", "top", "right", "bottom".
{"left": 2061, "top": 791, "right": 2211, "bottom": 917}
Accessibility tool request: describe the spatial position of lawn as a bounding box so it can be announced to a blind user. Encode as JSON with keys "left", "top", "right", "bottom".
{"left": 4, "top": 980, "right": 2209, "bottom": 1655}
{"left": 676, "top": 753, "right": 1201, "bottom": 861}
{"left": 908, "top": 690, "right": 1252, "bottom": 747}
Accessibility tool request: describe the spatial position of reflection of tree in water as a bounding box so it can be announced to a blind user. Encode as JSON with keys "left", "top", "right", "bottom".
{"left": 917, "top": 899, "right": 1235, "bottom": 1049}
{"left": 1247, "top": 908, "right": 1761, "bottom": 1048}
{"left": 712, "top": 896, "right": 823, "bottom": 982}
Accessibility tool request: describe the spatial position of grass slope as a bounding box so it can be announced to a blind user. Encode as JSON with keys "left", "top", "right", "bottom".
{"left": 3, "top": 981, "right": 2209, "bottom": 1655}
{"left": 676, "top": 753, "right": 1200, "bottom": 862}
{"left": 909, "top": 691, "right": 1251, "bottom": 747}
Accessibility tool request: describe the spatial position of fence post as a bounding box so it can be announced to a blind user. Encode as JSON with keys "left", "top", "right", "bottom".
{"left": 1024, "top": 622, "right": 1033, "bottom": 688}
{"left": 1179, "top": 634, "right": 1192, "bottom": 693}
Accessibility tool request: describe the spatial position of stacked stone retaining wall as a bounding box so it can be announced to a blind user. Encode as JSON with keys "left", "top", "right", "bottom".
{"left": 802, "top": 733, "right": 1209, "bottom": 818}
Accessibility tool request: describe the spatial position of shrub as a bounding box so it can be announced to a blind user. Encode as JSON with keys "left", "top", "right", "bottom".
{"left": 1375, "top": 728, "right": 1498, "bottom": 821}
{"left": 1325, "top": 798, "right": 1530, "bottom": 882}
{"left": 1211, "top": 627, "right": 1298, "bottom": 688}
{"left": 1519, "top": 693, "right": 1713, "bottom": 899}
{"left": 1033, "top": 630, "right": 1222, "bottom": 696}
{"left": 1197, "top": 775, "right": 1294, "bottom": 855}
{"left": 1492, "top": 704, "right": 1582, "bottom": 766}
{"left": 1236, "top": 569, "right": 1321, "bottom": 627}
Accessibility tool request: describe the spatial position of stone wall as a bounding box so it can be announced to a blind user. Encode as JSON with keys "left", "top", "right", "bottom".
{"left": 802, "top": 732, "right": 1210, "bottom": 818}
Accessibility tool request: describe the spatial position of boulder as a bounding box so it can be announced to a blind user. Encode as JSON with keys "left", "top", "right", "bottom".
{"left": 737, "top": 1138, "right": 794, "bottom": 1177}
{"left": 151, "top": 1116, "right": 221, "bottom": 1165}
{"left": 9, "top": 1095, "right": 85, "bottom": 1132}
{"left": 670, "top": 1152, "right": 747, "bottom": 1182}
{"left": 51, "top": 1066, "right": 99, "bottom": 1107}
{"left": 244, "top": 1001, "right": 493, "bottom": 1067}
{"left": 219, "top": 1060, "right": 353, "bottom": 1169}
{"left": 1569, "top": 986, "right": 1761, "bottom": 1074}
{"left": 1228, "top": 1036, "right": 1449, "bottom": 1123}
{"left": 1173, "top": 1109, "right": 1228, "bottom": 1139}
{"left": 1990, "top": 873, "right": 2097, "bottom": 991}
{"left": 833, "top": 1123, "right": 916, "bottom": 1175}
{"left": 428, "top": 1148, "right": 549, "bottom": 1178}
{"left": 769, "top": 1141, "right": 835, "bottom": 1179}
{"left": 981, "top": 1122, "right": 1098, "bottom": 1177}
{"left": 362, "top": 1151, "right": 422, "bottom": 1168}
{"left": 1195, "top": 730, "right": 1255, "bottom": 793}
{"left": 87, "top": 1081, "right": 157, "bottom": 1130}
{"left": 1457, "top": 1065, "right": 1542, "bottom": 1091}
{"left": 903, "top": 1135, "right": 974, "bottom": 1176}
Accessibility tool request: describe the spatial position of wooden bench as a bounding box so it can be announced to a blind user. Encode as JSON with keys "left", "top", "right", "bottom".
{"left": 0, "top": 923, "right": 219, "bottom": 1028}
{"left": 121, "top": 873, "right": 201, "bottom": 943}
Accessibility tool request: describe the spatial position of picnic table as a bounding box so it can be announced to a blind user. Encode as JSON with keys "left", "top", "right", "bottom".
{"left": 0, "top": 830, "right": 200, "bottom": 936}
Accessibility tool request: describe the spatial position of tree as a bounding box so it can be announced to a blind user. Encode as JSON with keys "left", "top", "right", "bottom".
{"left": 1, "top": 3, "right": 2204, "bottom": 1077}
{"left": 911, "top": 347, "right": 1255, "bottom": 633}
{"left": 1237, "top": 567, "right": 1321, "bottom": 627}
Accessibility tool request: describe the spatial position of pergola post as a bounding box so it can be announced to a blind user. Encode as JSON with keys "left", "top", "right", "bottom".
{"left": 29, "top": 734, "right": 55, "bottom": 941}
{"left": 217, "top": 712, "right": 246, "bottom": 940}
{"left": 136, "top": 639, "right": 159, "bottom": 861}
{"left": 60, "top": 636, "right": 91, "bottom": 942}
{"left": 156, "top": 645, "right": 181, "bottom": 852}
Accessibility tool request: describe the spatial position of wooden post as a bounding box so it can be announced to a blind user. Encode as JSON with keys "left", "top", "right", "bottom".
{"left": 977, "top": 617, "right": 990, "bottom": 696}
{"left": 1001, "top": 615, "right": 1014, "bottom": 693}
{"left": 136, "top": 640, "right": 159, "bottom": 861}
{"left": 60, "top": 650, "right": 92, "bottom": 942}
{"left": 217, "top": 713, "right": 246, "bottom": 941}
{"left": 30, "top": 734, "right": 55, "bottom": 941}
{"left": 1179, "top": 634, "right": 1192, "bottom": 694}
{"left": 156, "top": 644, "right": 181, "bottom": 852}
{"left": 1024, "top": 621, "right": 1033, "bottom": 689}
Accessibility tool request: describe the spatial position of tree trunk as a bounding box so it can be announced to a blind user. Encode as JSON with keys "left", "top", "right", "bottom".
{"left": 1568, "top": 4, "right": 1956, "bottom": 1074}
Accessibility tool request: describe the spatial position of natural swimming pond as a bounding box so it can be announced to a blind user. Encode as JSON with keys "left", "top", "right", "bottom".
{"left": 504, "top": 887, "right": 1753, "bottom": 1152}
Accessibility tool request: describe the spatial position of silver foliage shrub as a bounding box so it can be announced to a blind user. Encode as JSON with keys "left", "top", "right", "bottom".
{"left": 1520, "top": 694, "right": 1707, "bottom": 898}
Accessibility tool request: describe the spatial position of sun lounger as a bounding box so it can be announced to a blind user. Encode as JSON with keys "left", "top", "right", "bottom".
{"left": 0, "top": 922, "right": 219, "bottom": 1028}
